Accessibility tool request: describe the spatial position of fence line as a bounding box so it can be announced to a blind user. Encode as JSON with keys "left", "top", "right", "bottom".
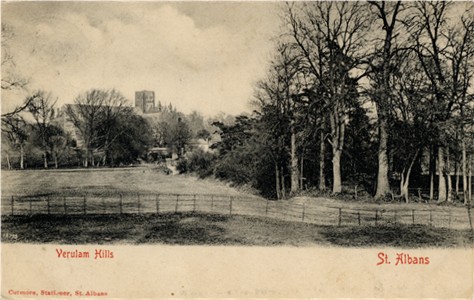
{"left": 2, "top": 193, "right": 473, "bottom": 231}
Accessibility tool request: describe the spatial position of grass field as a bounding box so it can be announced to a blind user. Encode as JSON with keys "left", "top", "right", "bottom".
{"left": 2, "top": 167, "right": 473, "bottom": 247}
{"left": 1, "top": 212, "right": 472, "bottom": 247}
{"left": 1, "top": 166, "right": 258, "bottom": 198}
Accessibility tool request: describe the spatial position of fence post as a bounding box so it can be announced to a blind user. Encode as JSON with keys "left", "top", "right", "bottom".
{"left": 193, "top": 194, "right": 196, "bottom": 213}
{"left": 229, "top": 197, "right": 233, "bottom": 216}
{"left": 175, "top": 195, "right": 179, "bottom": 213}
{"left": 394, "top": 210, "right": 397, "bottom": 224}
{"left": 63, "top": 196, "right": 67, "bottom": 215}
{"left": 47, "top": 196, "right": 50, "bottom": 215}
{"left": 137, "top": 194, "right": 141, "bottom": 214}
{"left": 302, "top": 203, "right": 306, "bottom": 221}
{"left": 11, "top": 196, "right": 14, "bottom": 216}
{"left": 412, "top": 209, "right": 415, "bottom": 225}
{"left": 265, "top": 199, "right": 269, "bottom": 216}
{"left": 375, "top": 210, "right": 378, "bottom": 226}
{"left": 358, "top": 211, "right": 361, "bottom": 226}
{"left": 338, "top": 208, "right": 342, "bottom": 226}
{"left": 29, "top": 198, "right": 32, "bottom": 215}
{"left": 119, "top": 194, "right": 123, "bottom": 215}
{"left": 429, "top": 210, "right": 432, "bottom": 227}
{"left": 156, "top": 195, "right": 160, "bottom": 214}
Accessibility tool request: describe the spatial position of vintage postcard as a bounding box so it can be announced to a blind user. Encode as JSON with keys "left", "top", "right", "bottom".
{"left": 1, "top": 1, "right": 473, "bottom": 298}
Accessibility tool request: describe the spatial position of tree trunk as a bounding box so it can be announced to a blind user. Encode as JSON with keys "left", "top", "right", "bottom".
{"left": 400, "top": 172, "right": 408, "bottom": 203}
{"left": 275, "top": 162, "right": 281, "bottom": 200}
{"left": 91, "top": 150, "right": 95, "bottom": 167}
{"left": 469, "top": 154, "right": 472, "bottom": 205}
{"left": 446, "top": 147, "right": 452, "bottom": 202}
{"left": 429, "top": 145, "right": 436, "bottom": 202}
{"left": 280, "top": 166, "right": 286, "bottom": 199}
{"left": 290, "top": 130, "right": 299, "bottom": 194}
{"left": 455, "top": 150, "right": 459, "bottom": 197}
{"left": 462, "top": 139, "right": 468, "bottom": 205}
{"left": 43, "top": 150, "right": 48, "bottom": 169}
{"left": 329, "top": 108, "right": 345, "bottom": 195}
{"left": 6, "top": 153, "right": 11, "bottom": 170}
{"left": 332, "top": 149, "right": 342, "bottom": 194}
{"left": 84, "top": 149, "right": 89, "bottom": 167}
{"left": 300, "top": 154, "right": 304, "bottom": 190}
{"left": 400, "top": 149, "right": 419, "bottom": 203}
{"left": 438, "top": 146, "right": 447, "bottom": 203}
{"left": 455, "top": 164, "right": 460, "bottom": 197}
{"left": 319, "top": 129, "right": 326, "bottom": 191}
{"left": 19, "top": 144, "right": 24, "bottom": 170}
{"left": 54, "top": 154, "right": 58, "bottom": 169}
{"left": 375, "top": 119, "right": 390, "bottom": 199}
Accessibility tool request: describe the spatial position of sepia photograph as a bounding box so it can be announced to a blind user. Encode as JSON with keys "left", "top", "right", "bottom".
{"left": 1, "top": 1, "right": 474, "bottom": 298}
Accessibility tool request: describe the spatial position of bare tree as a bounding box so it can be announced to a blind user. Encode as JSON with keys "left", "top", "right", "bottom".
{"left": 27, "top": 91, "right": 57, "bottom": 168}
{"left": 96, "top": 89, "right": 132, "bottom": 165}
{"left": 1, "top": 114, "right": 29, "bottom": 169}
{"left": 254, "top": 43, "right": 303, "bottom": 198}
{"left": 408, "top": 1, "right": 474, "bottom": 203}
{"left": 367, "top": 1, "right": 406, "bottom": 199}
{"left": 446, "top": 8, "right": 474, "bottom": 205}
{"left": 65, "top": 89, "right": 132, "bottom": 167}
{"left": 284, "top": 1, "right": 371, "bottom": 194}
{"left": 65, "top": 90, "right": 107, "bottom": 167}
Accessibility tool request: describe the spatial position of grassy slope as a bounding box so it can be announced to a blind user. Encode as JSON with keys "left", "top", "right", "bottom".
{"left": 2, "top": 213, "right": 472, "bottom": 247}
{"left": 2, "top": 167, "right": 473, "bottom": 247}
{"left": 1, "top": 166, "right": 259, "bottom": 198}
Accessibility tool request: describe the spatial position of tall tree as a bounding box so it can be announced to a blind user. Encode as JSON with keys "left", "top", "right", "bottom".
{"left": 409, "top": 1, "right": 474, "bottom": 203}
{"left": 66, "top": 89, "right": 137, "bottom": 167}
{"left": 285, "top": 1, "right": 371, "bottom": 194}
{"left": 96, "top": 89, "right": 132, "bottom": 165}
{"left": 1, "top": 114, "right": 29, "bottom": 169}
{"left": 367, "top": 1, "right": 405, "bottom": 199}
{"left": 66, "top": 90, "right": 107, "bottom": 167}
{"left": 27, "top": 91, "right": 57, "bottom": 168}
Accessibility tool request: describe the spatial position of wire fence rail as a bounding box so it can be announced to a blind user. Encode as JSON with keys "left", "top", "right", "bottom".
{"left": 2, "top": 193, "right": 473, "bottom": 231}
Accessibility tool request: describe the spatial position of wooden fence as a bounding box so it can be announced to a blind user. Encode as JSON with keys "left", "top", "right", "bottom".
{"left": 2, "top": 193, "right": 473, "bottom": 231}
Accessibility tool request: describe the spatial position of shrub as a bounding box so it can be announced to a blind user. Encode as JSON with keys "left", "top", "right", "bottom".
{"left": 176, "top": 158, "right": 188, "bottom": 174}
{"left": 175, "top": 149, "right": 216, "bottom": 177}
{"left": 214, "top": 151, "right": 253, "bottom": 185}
{"left": 187, "top": 149, "right": 215, "bottom": 178}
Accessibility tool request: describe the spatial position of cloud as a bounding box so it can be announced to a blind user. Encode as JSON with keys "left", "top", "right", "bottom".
{"left": 2, "top": 3, "right": 278, "bottom": 116}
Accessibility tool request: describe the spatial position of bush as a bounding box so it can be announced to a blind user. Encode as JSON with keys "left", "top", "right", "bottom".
{"left": 175, "top": 149, "right": 215, "bottom": 178}
{"left": 176, "top": 158, "right": 188, "bottom": 174}
{"left": 187, "top": 149, "right": 215, "bottom": 178}
{"left": 214, "top": 151, "right": 254, "bottom": 185}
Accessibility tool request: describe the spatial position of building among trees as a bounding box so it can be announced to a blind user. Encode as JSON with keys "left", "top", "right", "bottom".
{"left": 135, "top": 90, "right": 156, "bottom": 113}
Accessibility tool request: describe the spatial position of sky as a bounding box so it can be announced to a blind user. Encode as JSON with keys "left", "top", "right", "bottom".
{"left": 2, "top": 1, "right": 282, "bottom": 116}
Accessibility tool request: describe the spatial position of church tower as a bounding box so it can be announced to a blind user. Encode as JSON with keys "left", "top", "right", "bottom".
{"left": 135, "top": 91, "right": 155, "bottom": 113}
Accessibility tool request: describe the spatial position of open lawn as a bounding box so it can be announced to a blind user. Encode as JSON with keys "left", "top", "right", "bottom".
{"left": 1, "top": 213, "right": 472, "bottom": 247}
{"left": 2, "top": 167, "right": 473, "bottom": 238}
{"left": 1, "top": 166, "right": 258, "bottom": 198}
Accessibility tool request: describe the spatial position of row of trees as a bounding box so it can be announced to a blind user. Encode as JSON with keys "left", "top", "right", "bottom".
{"left": 2, "top": 89, "right": 153, "bottom": 169}
{"left": 255, "top": 1, "right": 474, "bottom": 202}
{"left": 184, "top": 1, "right": 472, "bottom": 203}
{"left": 2, "top": 3, "right": 474, "bottom": 204}
{"left": 1, "top": 85, "right": 226, "bottom": 169}
{"left": 2, "top": 23, "right": 221, "bottom": 169}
